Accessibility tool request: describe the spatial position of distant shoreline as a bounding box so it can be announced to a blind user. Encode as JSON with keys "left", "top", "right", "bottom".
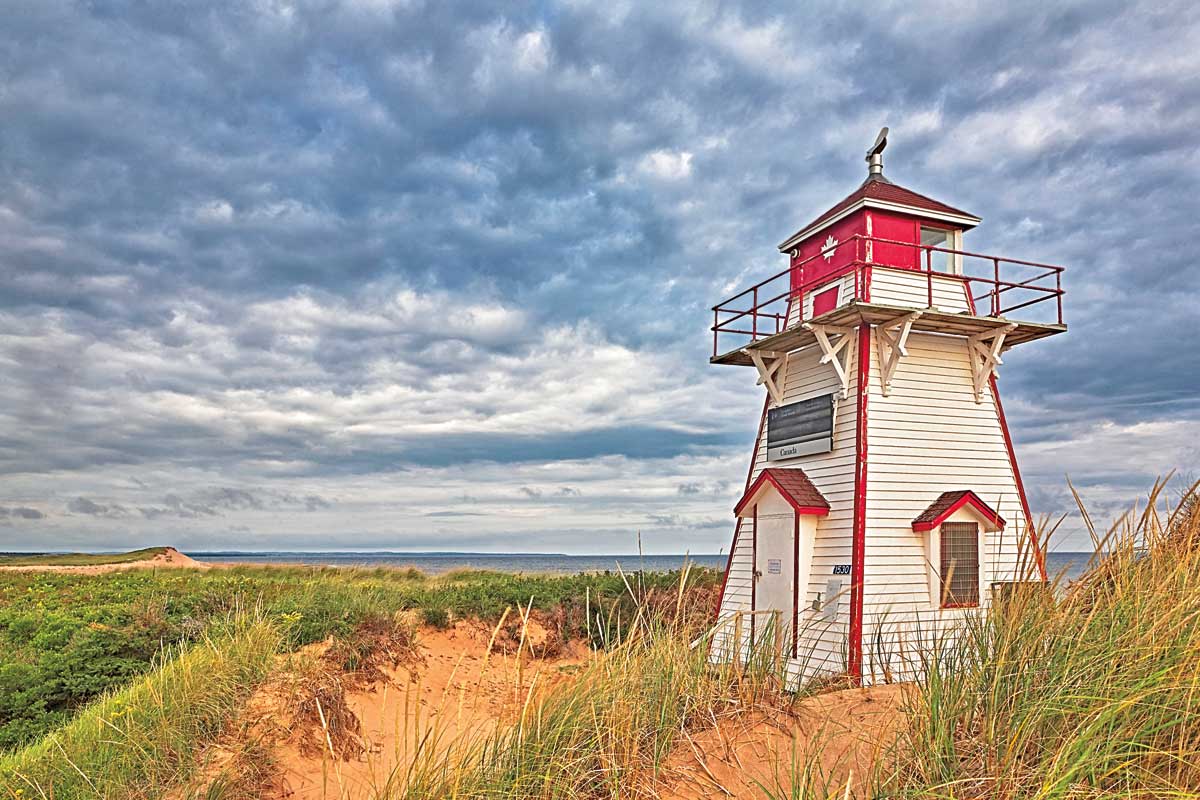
{"left": 185, "top": 550, "right": 1098, "bottom": 580}
{"left": 187, "top": 551, "right": 731, "bottom": 576}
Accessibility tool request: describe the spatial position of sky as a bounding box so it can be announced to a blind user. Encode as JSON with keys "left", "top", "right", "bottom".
{"left": 1, "top": 0, "right": 1197, "bottom": 554}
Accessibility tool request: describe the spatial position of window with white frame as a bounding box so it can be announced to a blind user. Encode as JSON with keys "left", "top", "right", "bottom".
{"left": 920, "top": 225, "right": 960, "bottom": 274}
{"left": 939, "top": 521, "right": 980, "bottom": 607}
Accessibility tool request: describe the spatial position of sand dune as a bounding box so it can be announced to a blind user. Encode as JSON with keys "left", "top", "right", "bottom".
{"left": 0, "top": 547, "right": 206, "bottom": 574}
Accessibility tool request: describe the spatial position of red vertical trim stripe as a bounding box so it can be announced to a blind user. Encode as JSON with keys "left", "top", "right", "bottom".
{"left": 750, "top": 506, "right": 758, "bottom": 644}
{"left": 848, "top": 323, "right": 870, "bottom": 683}
{"left": 990, "top": 375, "right": 1048, "bottom": 581}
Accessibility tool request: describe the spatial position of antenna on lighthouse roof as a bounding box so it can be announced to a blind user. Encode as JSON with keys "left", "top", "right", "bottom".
{"left": 865, "top": 126, "right": 888, "bottom": 182}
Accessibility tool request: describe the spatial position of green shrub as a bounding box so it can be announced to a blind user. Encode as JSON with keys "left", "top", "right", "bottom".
{"left": 421, "top": 606, "right": 451, "bottom": 629}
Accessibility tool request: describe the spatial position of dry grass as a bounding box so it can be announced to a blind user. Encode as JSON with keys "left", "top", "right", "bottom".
{"left": 377, "top": 487, "right": 1200, "bottom": 799}
{"left": 9, "top": 494, "right": 1200, "bottom": 800}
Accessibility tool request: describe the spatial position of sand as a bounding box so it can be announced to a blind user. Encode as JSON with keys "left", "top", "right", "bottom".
{"left": 0, "top": 546, "right": 207, "bottom": 574}
{"left": 656, "top": 683, "right": 907, "bottom": 798}
{"left": 177, "top": 619, "right": 587, "bottom": 800}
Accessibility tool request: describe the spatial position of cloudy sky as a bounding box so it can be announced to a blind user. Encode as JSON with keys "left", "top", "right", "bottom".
{"left": 1, "top": 0, "right": 1197, "bottom": 554}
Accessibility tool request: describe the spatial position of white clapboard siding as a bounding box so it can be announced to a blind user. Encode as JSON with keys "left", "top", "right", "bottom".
{"left": 859, "top": 321, "right": 1028, "bottom": 682}
{"left": 869, "top": 267, "right": 972, "bottom": 312}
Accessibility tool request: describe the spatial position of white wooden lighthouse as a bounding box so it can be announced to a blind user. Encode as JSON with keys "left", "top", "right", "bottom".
{"left": 709, "top": 130, "right": 1066, "bottom": 685}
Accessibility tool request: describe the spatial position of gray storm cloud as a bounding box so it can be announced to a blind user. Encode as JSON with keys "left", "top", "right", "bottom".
{"left": 0, "top": 0, "right": 1197, "bottom": 551}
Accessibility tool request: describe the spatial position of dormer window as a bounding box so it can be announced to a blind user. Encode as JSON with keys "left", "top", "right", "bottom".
{"left": 920, "top": 225, "right": 960, "bottom": 274}
{"left": 912, "top": 490, "right": 1005, "bottom": 611}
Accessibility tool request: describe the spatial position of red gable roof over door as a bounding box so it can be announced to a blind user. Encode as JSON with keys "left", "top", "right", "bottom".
{"left": 734, "top": 468, "right": 830, "bottom": 517}
{"left": 778, "top": 177, "right": 981, "bottom": 251}
{"left": 911, "top": 490, "right": 1005, "bottom": 532}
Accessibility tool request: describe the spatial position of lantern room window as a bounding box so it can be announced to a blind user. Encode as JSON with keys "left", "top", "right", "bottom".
{"left": 920, "top": 225, "right": 960, "bottom": 274}
{"left": 939, "top": 521, "right": 980, "bottom": 607}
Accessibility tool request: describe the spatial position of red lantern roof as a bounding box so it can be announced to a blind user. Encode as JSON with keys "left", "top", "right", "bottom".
{"left": 778, "top": 176, "right": 981, "bottom": 252}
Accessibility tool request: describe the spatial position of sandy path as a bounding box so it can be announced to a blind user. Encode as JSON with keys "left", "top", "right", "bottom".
{"left": 0, "top": 547, "right": 207, "bottom": 574}
{"left": 657, "top": 683, "right": 907, "bottom": 799}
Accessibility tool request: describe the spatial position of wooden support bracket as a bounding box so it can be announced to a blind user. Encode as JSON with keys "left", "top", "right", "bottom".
{"left": 967, "top": 324, "right": 1017, "bottom": 403}
{"left": 875, "top": 311, "right": 922, "bottom": 396}
{"left": 745, "top": 349, "right": 789, "bottom": 406}
{"left": 803, "top": 323, "right": 856, "bottom": 398}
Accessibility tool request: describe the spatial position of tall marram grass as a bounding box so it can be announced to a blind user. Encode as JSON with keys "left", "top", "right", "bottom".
{"left": 889, "top": 481, "right": 1200, "bottom": 798}
{"left": 0, "top": 615, "right": 281, "bottom": 800}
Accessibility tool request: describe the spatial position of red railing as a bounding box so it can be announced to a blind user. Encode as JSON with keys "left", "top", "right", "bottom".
{"left": 711, "top": 235, "right": 1064, "bottom": 359}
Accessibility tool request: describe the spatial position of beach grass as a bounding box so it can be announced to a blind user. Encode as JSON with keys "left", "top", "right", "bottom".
{"left": 0, "top": 614, "right": 281, "bottom": 800}
{"left": 393, "top": 564, "right": 798, "bottom": 799}
{"left": 5, "top": 486, "right": 1200, "bottom": 799}
{"left": 880, "top": 479, "right": 1200, "bottom": 797}
{"left": 383, "top": 484, "right": 1200, "bottom": 799}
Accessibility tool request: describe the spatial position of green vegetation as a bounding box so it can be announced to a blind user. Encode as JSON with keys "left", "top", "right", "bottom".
{"left": 7, "top": 483, "right": 1200, "bottom": 800}
{"left": 0, "top": 616, "right": 280, "bottom": 800}
{"left": 0, "top": 547, "right": 169, "bottom": 567}
{"left": 0, "top": 563, "right": 718, "bottom": 751}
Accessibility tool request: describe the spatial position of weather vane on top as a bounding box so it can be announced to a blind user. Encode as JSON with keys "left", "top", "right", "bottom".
{"left": 865, "top": 126, "right": 888, "bottom": 179}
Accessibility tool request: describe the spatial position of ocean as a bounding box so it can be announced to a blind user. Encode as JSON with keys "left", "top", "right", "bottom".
{"left": 188, "top": 550, "right": 1098, "bottom": 582}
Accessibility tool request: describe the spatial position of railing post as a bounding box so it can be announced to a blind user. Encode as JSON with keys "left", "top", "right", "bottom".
{"left": 926, "top": 248, "right": 933, "bottom": 307}
{"left": 992, "top": 258, "right": 1000, "bottom": 316}
{"left": 797, "top": 263, "right": 804, "bottom": 324}
{"left": 752, "top": 287, "right": 758, "bottom": 340}
{"left": 1056, "top": 270, "right": 1063, "bottom": 324}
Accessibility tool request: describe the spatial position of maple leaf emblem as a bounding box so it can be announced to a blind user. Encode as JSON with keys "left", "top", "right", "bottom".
{"left": 822, "top": 234, "right": 838, "bottom": 261}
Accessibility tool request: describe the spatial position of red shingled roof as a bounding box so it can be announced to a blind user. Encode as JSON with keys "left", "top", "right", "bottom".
{"left": 912, "top": 490, "right": 1005, "bottom": 532}
{"left": 734, "top": 468, "right": 830, "bottom": 517}
{"left": 779, "top": 177, "right": 980, "bottom": 251}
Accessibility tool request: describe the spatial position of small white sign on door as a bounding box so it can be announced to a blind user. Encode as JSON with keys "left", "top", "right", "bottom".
{"left": 767, "top": 558, "right": 782, "bottom": 574}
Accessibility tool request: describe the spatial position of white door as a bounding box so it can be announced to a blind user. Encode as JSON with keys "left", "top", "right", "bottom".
{"left": 755, "top": 511, "right": 794, "bottom": 650}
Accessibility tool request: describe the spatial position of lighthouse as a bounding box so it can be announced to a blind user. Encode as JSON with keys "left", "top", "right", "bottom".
{"left": 709, "top": 130, "right": 1066, "bottom": 685}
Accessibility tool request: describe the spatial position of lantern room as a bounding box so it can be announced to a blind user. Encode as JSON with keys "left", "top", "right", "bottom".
{"left": 779, "top": 167, "right": 982, "bottom": 302}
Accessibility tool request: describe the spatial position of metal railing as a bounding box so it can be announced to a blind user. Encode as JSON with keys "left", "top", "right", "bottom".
{"left": 711, "top": 234, "right": 1065, "bottom": 359}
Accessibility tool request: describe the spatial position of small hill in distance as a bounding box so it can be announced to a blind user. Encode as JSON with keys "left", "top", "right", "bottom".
{"left": 0, "top": 546, "right": 200, "bottom": 570}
